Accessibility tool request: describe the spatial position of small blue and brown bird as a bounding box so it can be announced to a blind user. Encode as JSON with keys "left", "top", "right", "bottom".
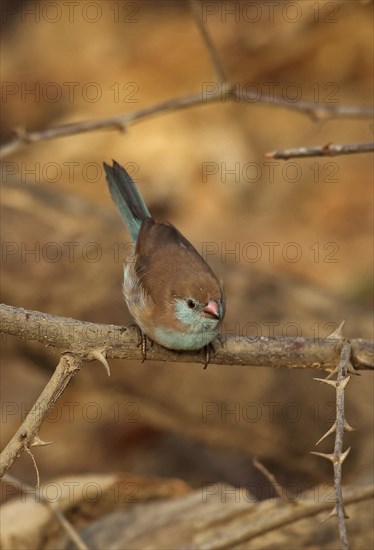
{"left": 103, "top": 160, "right": 225, "bottom": 363}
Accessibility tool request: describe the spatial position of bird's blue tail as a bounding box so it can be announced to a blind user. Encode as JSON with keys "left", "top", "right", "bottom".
{"left": 103, "top": 160, "right": 151, "bottom": 241}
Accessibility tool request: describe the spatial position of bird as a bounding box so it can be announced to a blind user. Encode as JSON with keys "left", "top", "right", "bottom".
{"left": 103, "top": 160, "right": 225, "bottom": 363}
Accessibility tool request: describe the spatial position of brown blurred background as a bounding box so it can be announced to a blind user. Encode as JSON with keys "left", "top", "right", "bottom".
{"left": 1, "top": 0, "right": 373, "bottom": 522}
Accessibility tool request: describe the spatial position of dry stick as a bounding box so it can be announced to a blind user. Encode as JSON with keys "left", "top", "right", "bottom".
{"left": 266, "top": 142, "right": 374, "bottom": 160}
{"left": 0, "top": 354, "right": 82, "bottom": 478}
{"left": 2, "top": 474, "right": 89, "bottom": 550}
{"left": 1, "top": 91, "right": 372, "bottom": 159}
{"left": 1, "top": 304, "right": 373, "bottom": 372}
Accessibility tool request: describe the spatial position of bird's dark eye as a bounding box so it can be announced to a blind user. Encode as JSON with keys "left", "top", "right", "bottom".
{"left": 187, "top": 299, "right": 196, "bottom": 309}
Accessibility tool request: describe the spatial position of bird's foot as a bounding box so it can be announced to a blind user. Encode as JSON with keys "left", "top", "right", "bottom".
{"left": 133, "top": 325, "right": 153, "bottom": 363}
{"left": 203, "top": 342, "right": 215, "bottom": 370}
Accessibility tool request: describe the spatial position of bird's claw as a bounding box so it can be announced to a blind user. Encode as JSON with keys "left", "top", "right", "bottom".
{"left": 133, "top": 325, "right": 153, "bottom": 363}
{"left": 203, "top": 343, "right": 215, "bottom": 370}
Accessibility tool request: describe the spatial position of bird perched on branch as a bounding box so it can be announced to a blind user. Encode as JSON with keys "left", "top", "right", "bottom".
{"left": 103, "top": 160, "right": 225, "bottom": 364}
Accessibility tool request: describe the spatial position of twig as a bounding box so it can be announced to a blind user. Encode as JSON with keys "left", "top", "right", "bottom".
{"left": 1, "top": 304, "right": 373, "bottom": 372}
{"left": 1, "top": 92, "right": 372, "bottom": 159}
{"left": 190, "top": 0, "right": 227, "bottom": 83}
{"left": 266, "top": 142, "right": 374, "bottom": 160}
{"left": 2, "top": 474, "right": 88, "bottom": 550}
{"left": 0, "top": 354, "right": 81, "bottom": 478}
{"left": 25, "top": 446, "right": 40, "bottom": 488}
{"left": 1, "top": 4, "right": 372, "bottom": 160}
{"left": 252, "top": 457, "right": 295, "bottom": 503}
{"left": 312, "top": 326, "right": 356, "bottom": 550}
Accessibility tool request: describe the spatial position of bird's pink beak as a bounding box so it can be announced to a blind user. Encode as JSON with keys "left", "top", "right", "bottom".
{"left": 202, "top": 300, "right": 221, "bottom": 320}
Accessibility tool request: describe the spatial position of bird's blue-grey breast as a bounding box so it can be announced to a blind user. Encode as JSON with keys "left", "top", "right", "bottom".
{"left": 103, "top": 160, "right": 225, "bottom": 350}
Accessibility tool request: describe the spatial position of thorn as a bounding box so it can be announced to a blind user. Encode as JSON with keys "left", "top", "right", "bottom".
{"left": 310, "top": 451, "right": 335, "bottom": 463}
{"left": 312, "top": 447, "right": 351, "bottom": 465}
{"left": 325, "top": 366, "right": 352, "bottom": 381}
{"left": 320, "top": 506, "right": 337, "bottom": 523}
{"left": 344, "top": 420, "right": 356, "bottom": 433}
{"left": 90, "top": 349, "right": 110, "bottom": 376}
{"left": 337, "top": 376, "right": 351, "bottom": 390}
{"left": 326, "top": 321, "right": 345, "bottom": 340}
{"left": 320, "top": 505, "right": 348, "bottom": 522}
{"left": 30, "top": 435, "right": 54, "bottom": 447}
{"left": 325, "top": 367, "right": 339, "bottom": 380}
{"left": 314, "top": 377, "right": 338, "bottom": 388}
{"left": 315, "top": 422, "right": 336, "bottom": 446}
{"left": 339, "top": 447, "right": 351, "bottom": 464}
{"left": 347, "top": 362, "right": 360, "bottom": 376}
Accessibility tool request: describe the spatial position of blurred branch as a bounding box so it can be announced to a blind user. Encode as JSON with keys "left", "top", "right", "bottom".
{"left": 190, "top": 0, "right": 226, "bottom": 83}
{"left": 1, "top": 1, "right": 372, "bottom": 160}
{"left": 2, "top": 474, "right": 88, "bottom": 550}
{"left": 1, "top": 304, "right": 373, "bottom": 372}
{"left": 0, "top": 353, "right": 81, "bottom": 478}
{"left": 266, "top": 142, "right": 374, "bottom": 160}
{"left": 196, "top": 484, "right": 374, "bottom": 548}
{"left": 253, "top": 457, "right": 295, "bottom": 504}
{"left": 1, "top": 93, "right": 373, "bottom": 159}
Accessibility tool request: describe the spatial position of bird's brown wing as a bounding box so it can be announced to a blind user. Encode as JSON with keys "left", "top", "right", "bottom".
{"left": 134, "top": 218, "right": 223, "bottom": 308}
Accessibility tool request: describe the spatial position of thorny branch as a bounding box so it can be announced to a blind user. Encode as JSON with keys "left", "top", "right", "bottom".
{"left": 0, "top": 353, "right": 82, "bottom": 478}
{"left": 312, "top": 325, "right": 357, "bottom": 550}
{"left": 1, "top": 302, "right": 372, "bottom": 501}
{"left": 1, "top": 304, "right": 373, "bottom": 372}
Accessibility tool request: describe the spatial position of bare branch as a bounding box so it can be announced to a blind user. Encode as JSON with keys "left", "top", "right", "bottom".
{"left": 1, "top": 91, "right": 372, "bottom": 159}
{"left": 190, "top": 0, "right": 227, "bottom": 83}
{"left": 1, "top": 3, "right": 372, "bottom": 160}
{"left": 2, "top": 474, "right": 88, "bottom": 550}
{"left": 0, "top": 354, "right": 81, "bottom": 478}
{"left": 266, "top": 142, "right": 374, "bottom": 160}
{"left": 1, "top": 304, "right": 373, "bottom": 372}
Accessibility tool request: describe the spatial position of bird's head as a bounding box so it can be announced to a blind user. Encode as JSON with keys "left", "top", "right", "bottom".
{"left": 172, "top": 276, "right": 225, "bottom": 343}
